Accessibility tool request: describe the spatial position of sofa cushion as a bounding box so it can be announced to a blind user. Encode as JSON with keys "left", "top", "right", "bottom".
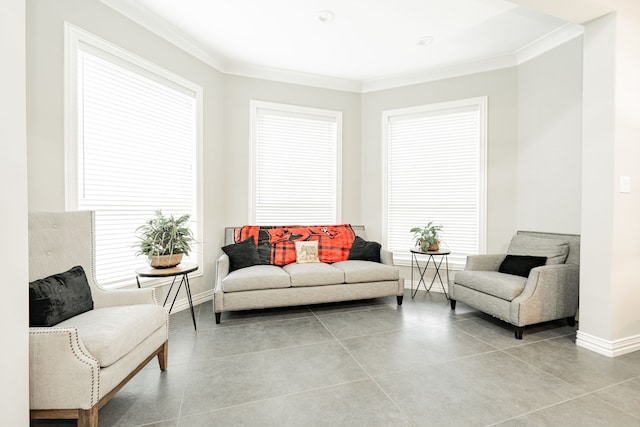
{"left": 348, "top": 236, "right": 381, "bottom": 263}
{"left": 455, "top": 271, "right": 527, "bottom": 301}
{"left": 56, "top": 304, "right": 167, "bottom": 368}
{"left": 29, "top": 265, "right": 94, "bottom": 327}
{"left": 222, "top": 236, "right": 261, "bottom": 272}
{"left": 507, "top": 235, "right": 569, "bottom": 265}
{"left": 222, "top": 265, "right": 291, "bottom": 292}
{"left": 498, "top": 255, "right": 547, "bottom": 277}
{"left": 332, "top": 260, "right": 399, "bottom": 284}
{"left": 283, "top": 262, "right": 344, "bottom": 287}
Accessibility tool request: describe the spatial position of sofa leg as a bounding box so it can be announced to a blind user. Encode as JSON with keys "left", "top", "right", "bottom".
{"left": 514, "top": 326, "right": 524, "bottom": 340}
{"left": 566, "top": 316, "right": 576, "bottom": 327}
{"left": 396, "top": 295, "right": 403, "bottom": 305}
{"left": 77, "top": 406, "right": 98, "bottom": 427}
{"left": 449, "top": 299, "right": 457, "bottom": 310}
{"left": 215, "top": 312, "right": 221, "bottom": 324}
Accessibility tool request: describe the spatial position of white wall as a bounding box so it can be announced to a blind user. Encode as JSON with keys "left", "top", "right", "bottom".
{"left": 222, "top": 75, "right": 362, "bottom": 228}
{"left": 361, "top": 68, "right": 520, "bottom": 252}
{"left": 0, "top": 0, "right": 30, "bottom": 424}
{"left": 26, "top": 0, "right": 226, "bottom": 299}
{"left": 517, "top": 36, "right": 583, "bottom": 234}
{"left": 579, "top": 3, "right": 640, "bottom": 355}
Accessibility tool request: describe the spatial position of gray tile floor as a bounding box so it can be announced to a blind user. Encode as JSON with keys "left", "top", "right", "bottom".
{"left": 33, "top": 290, "right": 640, "bottom": 427}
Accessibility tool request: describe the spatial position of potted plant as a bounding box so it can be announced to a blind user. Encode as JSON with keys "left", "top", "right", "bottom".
{"left": 136, "top": 210, "right": 194, "bottom": 268}
{"left": 410, "top": 221, "right": 443, "bottom": 252}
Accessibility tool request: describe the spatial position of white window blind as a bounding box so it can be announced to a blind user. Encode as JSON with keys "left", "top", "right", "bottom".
{"left": 251, "top": 101, "right": 342, "bottom": 224}
{"left": 67, "top": 26, "right": 201, "bottom": 288}
{"left": 383, "top": 98, "right": 486, "bottom": 267}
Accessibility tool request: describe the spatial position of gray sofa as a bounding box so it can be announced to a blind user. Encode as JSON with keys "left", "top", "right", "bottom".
{"left": 214, "top": 226, "right": 403, "bottom": 323}
{"left": 450, "top": 231, "right": 580, "bottom": 339}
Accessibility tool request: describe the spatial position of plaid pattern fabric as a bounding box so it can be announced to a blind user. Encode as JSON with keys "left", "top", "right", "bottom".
{"left": 235, "top": 225, "right": 356, "bottom": 266}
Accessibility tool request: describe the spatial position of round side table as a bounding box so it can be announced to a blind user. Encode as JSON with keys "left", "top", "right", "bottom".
{"left": 410, "top": 248, "right": 450, "bottom": 300}
{"left": 136, "top": 263, "right": 199, "bottom": 330}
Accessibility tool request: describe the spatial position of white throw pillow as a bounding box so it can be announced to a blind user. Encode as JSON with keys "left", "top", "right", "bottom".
{"left": 295, "top": 240, "right": 320, "bottom": 263}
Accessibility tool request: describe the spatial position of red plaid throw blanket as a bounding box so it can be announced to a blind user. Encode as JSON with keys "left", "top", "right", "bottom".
{"left": 235, "top": 224, "right": 356, "bottom": 266}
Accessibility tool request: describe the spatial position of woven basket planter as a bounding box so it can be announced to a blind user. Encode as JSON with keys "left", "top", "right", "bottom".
{"left": 148, "top": 253, "right": 183, "bottom": 268}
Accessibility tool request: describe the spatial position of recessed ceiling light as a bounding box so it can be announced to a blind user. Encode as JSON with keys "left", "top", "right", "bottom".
{"left": 417, "top": 36, "right": 434, "bottom": 47}
{"left": 317, "top": 10, "right": 335, "bottom": 23}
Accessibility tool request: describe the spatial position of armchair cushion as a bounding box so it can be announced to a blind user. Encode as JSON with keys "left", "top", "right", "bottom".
{"left": 498, "top": 255, "right": 547, "bottom": 277}
{"left": 454, "top": 270, "right": 527, "bottom": 301}
{"left": 56, "top": 304, "right": 168, "bottom": 368}
{"left": 507, "top": 235, "right": 570, "bottom": 265}
{"left": 29, "top": 265, "right": 94, "bottom": 327}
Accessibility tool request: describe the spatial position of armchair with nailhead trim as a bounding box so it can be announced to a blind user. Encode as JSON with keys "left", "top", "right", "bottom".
{"left": 28, "top": 211, "right": 169, "bottom": 427}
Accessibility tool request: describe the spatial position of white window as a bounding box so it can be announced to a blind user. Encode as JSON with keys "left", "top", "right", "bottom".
{"left": 250, "top": 101, "right": 342, "bottom": 224}
{"left": 65, "top": 24, "right": 202, "bottom": 288}
{"left": 383, "top": 97, "right": 487, "bottom": 267}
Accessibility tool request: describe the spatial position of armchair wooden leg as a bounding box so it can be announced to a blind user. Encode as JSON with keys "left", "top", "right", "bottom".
{"left": 158, "top": 340, "right": 168, "bottom": 371}
{"left": 449, "top": 299, "right": 457, "bottom": 310}
{"left": 514, "top": 326, "right": 524, "bottom": 340}
{"left": 566, "top": 316, "right": 576, "bottom": 327}
{"left": 397, "top": 295, "right": 404, "bottom": 305}
{"left": 78, "top": 406, "right": 98, "bottom": 427}
{"left": 215, "top": 312, "right": 221, "bottom": 324}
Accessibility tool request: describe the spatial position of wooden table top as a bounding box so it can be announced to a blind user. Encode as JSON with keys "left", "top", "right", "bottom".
{"left": 135, "top": 263, "right": 199, "bottom": 278}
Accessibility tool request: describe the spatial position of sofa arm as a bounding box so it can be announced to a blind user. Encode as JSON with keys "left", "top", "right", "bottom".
{"left": 215, "top": 253, "right": 230, "bottom": 287}
{"left": 464, "top": 254, "right": 506, "bottom": 271}
{"left": 510, "top": 264, "right": 580, "bottom": 326}
{"left": 380, "top": 248, "right": 394, "bottom": 266}
{"left": 30, "top": 327, "right": 100, "bottom": 410}
{"left": 213, "top": 253, "right": 230, "bottom": 313}
{"left": 93, "top": 287, "right": 158, "bottom": 309}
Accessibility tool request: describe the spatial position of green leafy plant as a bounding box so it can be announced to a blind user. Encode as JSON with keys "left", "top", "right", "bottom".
{"left": 410, "top": 221, "right": 443, "bottom": 251}
{"left": 136, "top": 210, "right": 194, "bottom": 258}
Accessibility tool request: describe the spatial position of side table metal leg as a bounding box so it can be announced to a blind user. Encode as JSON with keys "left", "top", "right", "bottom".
{"left": 168, "top": 278, "right": 183, "bottom": 314}
{"left": 163, "top": 276, "right": 178, "bottom": 307}
{"left": 184, "top": 274, "right": 197, "bottom": 330}
{"left": 411, "top": 253, "right": 415, "bottom": 298}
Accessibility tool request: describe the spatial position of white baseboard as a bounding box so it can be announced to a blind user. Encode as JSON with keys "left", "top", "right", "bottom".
{"left": 168, "top": 289, "right": 213, "bottom": 313}
{"left": 576, "top": 330, "right": 640, "bottom": 357}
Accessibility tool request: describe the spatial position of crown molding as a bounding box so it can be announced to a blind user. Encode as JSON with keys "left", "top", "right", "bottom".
{"left": 224, "top": 60, "right": 363, "bottom": 93}
{"left": 515, "top": 22, "right": 584, "bottom": 64}
{"left": 100, "top": 0, "right": 584, "bottom": 94}
{"left": 100, "top": 0, "right": 225, "bottom": 72}
{"left": 361, "top": 54, "right": 518, "bottom": 93}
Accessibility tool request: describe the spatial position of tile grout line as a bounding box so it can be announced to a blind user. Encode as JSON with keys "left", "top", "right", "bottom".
{"left": 175, "top": 304, "right": 202, "bottom": 424}
{"left": 310, "top": 307, "right": 417, "bottom": 426}
{"left": 175, "top": 378, "right": 379, "bottom": 422}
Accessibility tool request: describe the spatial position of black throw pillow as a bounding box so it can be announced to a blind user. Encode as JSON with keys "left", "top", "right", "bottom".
{"left": 222, "top": 236, "right": 261, "bottom": 272}
{"left": 29, "top": 265, "right": 94, "bottom": 327}
{"left": 498, "top": 255, "right": 547, "bottom": 278}
{"left": 348, "top": 236, "right": 382, "bottom": 263}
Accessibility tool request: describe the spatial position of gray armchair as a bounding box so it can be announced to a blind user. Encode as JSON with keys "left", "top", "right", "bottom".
{"left": 29, "top": 211, "right": 169, "bottom": 426}
{"left": 450, "top": 231, "right": 580, "bottom": 339}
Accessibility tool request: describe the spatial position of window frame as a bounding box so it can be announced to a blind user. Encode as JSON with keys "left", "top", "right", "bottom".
{"left": 381, "top": 97, "right": 488, "bottom": 268}
{"left": 64, "top": 22, "right": 204, "bottom": 288}
{"left": 249, "top": 100, "right": 342, "bottom": 225}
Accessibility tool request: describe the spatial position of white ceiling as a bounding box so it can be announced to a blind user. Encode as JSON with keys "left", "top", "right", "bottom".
{"left": 102, "top": 0, "right": 583, "bottom": 92}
